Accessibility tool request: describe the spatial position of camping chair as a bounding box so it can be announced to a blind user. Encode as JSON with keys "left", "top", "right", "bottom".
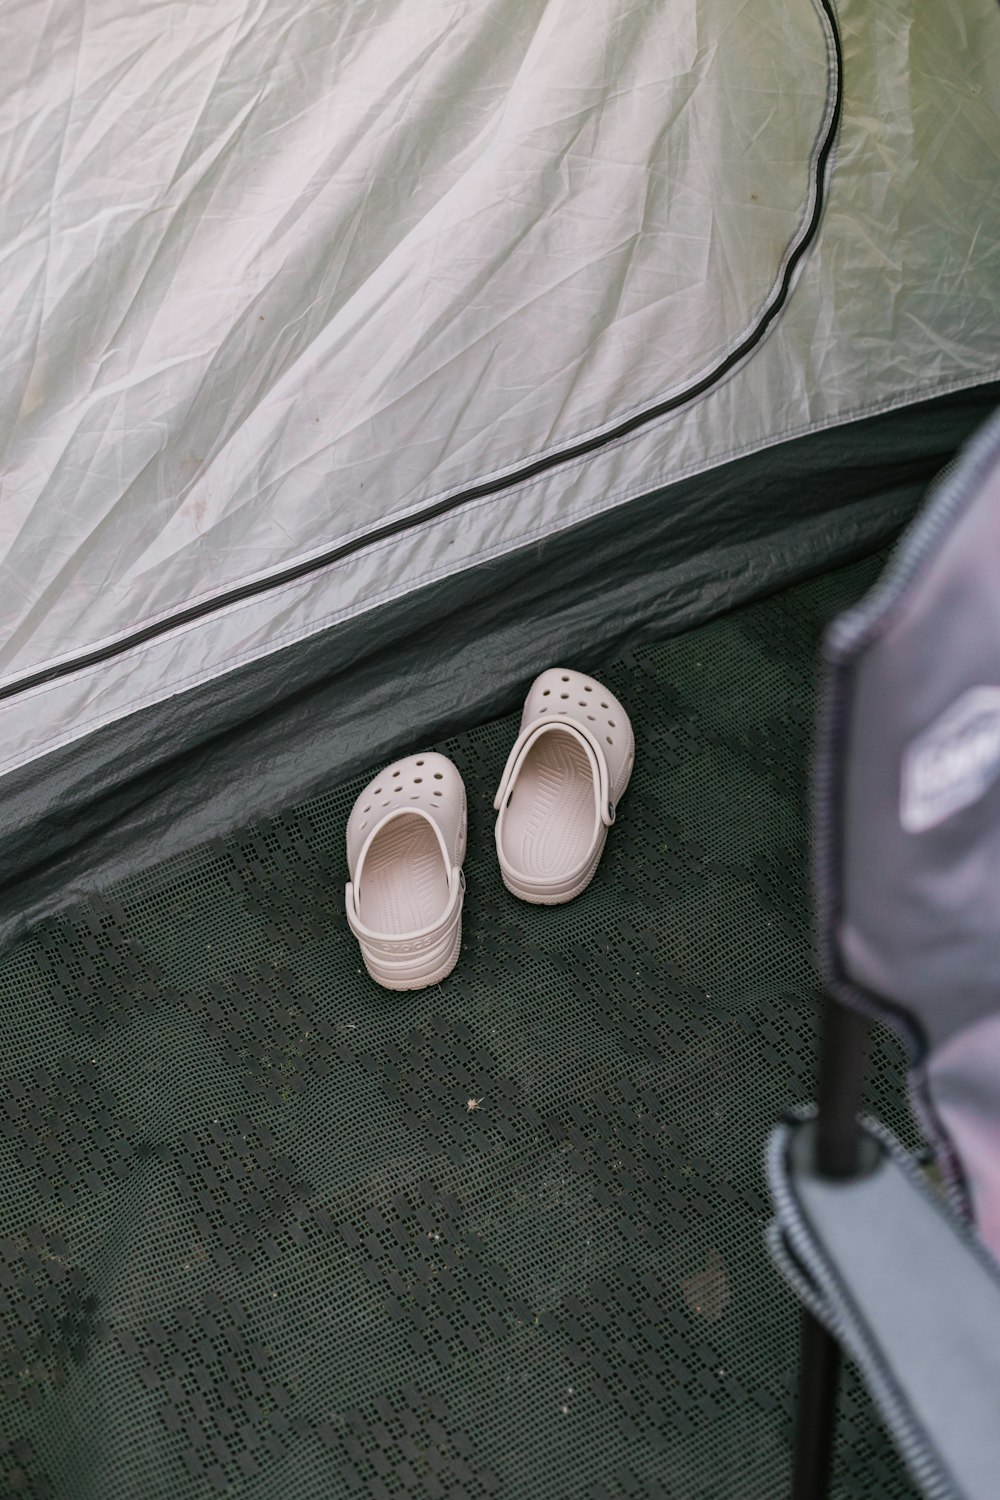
{"left": 766, "top": 406, "right": 1000, "bottom": 1500}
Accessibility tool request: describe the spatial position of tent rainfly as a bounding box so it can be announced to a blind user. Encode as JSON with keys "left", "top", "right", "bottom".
{"left": 0, "top": 0, "right": 997, "bottom": 943}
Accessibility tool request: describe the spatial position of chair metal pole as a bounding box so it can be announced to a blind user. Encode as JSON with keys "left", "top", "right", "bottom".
{"left": 791, "top": 995, "right": 870, "bottom": 1500}
{"left": 793, "top": 1311, "right": 844, "bottom": 1500}
{"left": 814, "top": 997, "right": 870, "bottom": 1181}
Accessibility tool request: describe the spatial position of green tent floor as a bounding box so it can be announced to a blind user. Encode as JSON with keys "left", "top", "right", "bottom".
{"left": 0, "top": 550, "right": 923, "bottom": 1500}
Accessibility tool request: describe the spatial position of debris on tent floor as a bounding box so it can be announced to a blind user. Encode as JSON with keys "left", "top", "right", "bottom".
{"left": 0, "top": 551, "right": 923, "bottom": 1500}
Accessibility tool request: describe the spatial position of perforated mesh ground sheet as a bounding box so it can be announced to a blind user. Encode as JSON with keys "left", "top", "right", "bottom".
{"left": 0, "top": 551, "right": 921, "bottom": 1500}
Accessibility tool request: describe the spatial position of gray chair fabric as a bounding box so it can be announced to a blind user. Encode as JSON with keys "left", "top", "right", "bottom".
{"left": 768, "top": 1116, "right": 1000, "bottom": 1500}
{"left": 767, "top": 405, "right": 1000, "bottom": 1498}
{"left": 815, "top": 405, "right": 1000, "bottom": 1251}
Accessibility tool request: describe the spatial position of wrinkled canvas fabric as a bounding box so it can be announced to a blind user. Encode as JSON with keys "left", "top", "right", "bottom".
{"left": 1, "top": 0, "right": 998, "bottom": 780}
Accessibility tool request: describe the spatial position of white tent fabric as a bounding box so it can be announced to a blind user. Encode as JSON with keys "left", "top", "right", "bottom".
{"left": 0, "top": 0, "right": 998, "bottom": 784}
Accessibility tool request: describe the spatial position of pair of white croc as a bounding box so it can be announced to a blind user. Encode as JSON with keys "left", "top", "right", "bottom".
{"left": 344, "top": 668, "right": 634, "bottom": 991}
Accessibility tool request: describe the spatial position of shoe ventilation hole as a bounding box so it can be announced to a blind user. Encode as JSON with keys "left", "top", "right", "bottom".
{"left": 416, "top": 759, "right": 424, "bottom": 766}
{"left": 608, "top": 720, "right": 616, "bottom": 728}
{"left": 600, "top": 702, "right": 608, "bottom": 709}
{"left": 382, "top": 801, "right": 389, "bottom": 807}
{"left": 394, "top": 786, "right": 402, "bottom": 793}
{"left": 607, "top": 736, "right": 613, "bottom": 745}
{"left": 578, "top": 701, "right": 586, "bottom": 707}
{"left": 539, "top": 706, "right": 547, "bottom": 712}
{"left": 584, "top": 685, "right": 592, "bottom": 692}
{"left": 363, "top": 805, "right": 371, "bottom": 813}
{"left": 414, "top": 777, "right": 422, "bottom": 783}
{"left": 587, "top": 714, "right": 595, "bottom": 721}
{"left": 560, "top": 693, "right": 569, "bottom": 699}
{"left": 360, "top": 821, "right": 367, "bottom": 830}
{"left": 542, "top": 689, "right": 550, "bottom": 696}
{"left": 374, "top": 787, "right": 382, "bottom": 795}
{"left": 561, "top": 675, "right": 569, "bottom": 682}
{"left": 558, "top": 710, "right": 567, "bottom": 715}
{"left": 433, "top": 790, "right": 443, "bottom": 797}
{"left": 433, "top": 773, "right": 443, "bottom": 780}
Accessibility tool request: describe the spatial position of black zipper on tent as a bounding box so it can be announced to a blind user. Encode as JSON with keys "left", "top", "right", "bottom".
{"left": 1, "top": 0, "right": 842, "bottom": 707}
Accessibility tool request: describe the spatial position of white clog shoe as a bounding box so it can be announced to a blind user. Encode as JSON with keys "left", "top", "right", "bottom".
{"left": 493, "top": 667, "right": 634, "bottom": 904}
{"left": 345, "top": 751, "right": 466, "bottom": 990}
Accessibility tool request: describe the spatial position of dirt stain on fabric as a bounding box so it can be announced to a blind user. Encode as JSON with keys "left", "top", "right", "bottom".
{"left": 679, "top": 1247, "right": 731, "bottom": 1323}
